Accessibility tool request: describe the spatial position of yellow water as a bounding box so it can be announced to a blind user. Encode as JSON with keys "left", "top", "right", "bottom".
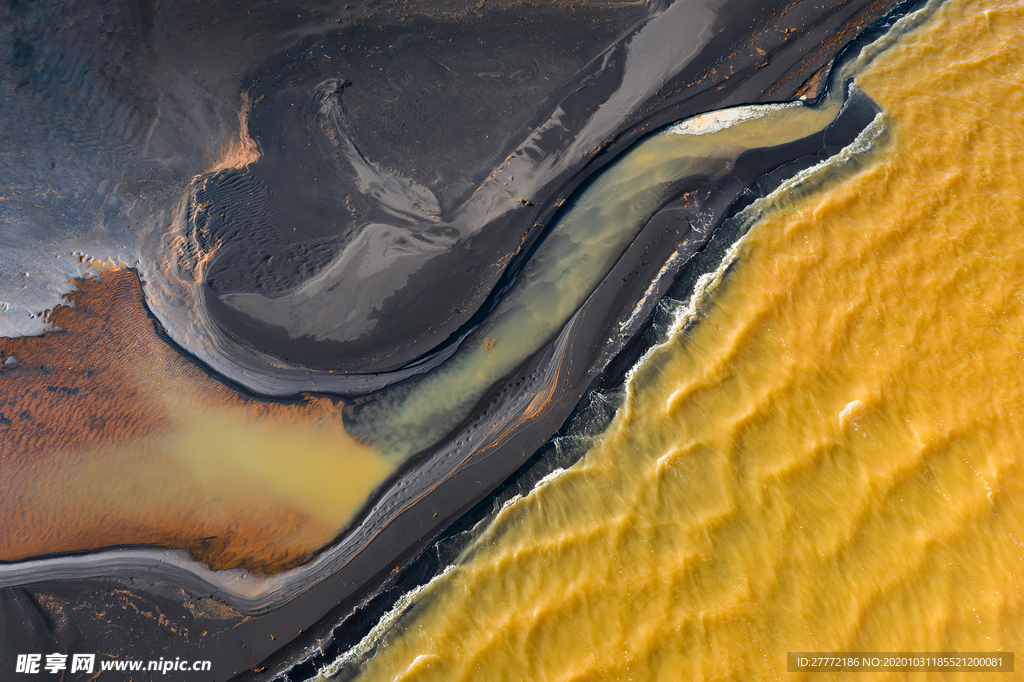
{"left": 338, "top": 0, "right": 1024, "bottom": 678}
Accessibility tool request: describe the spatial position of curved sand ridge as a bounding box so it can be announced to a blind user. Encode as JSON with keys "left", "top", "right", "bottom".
{"left": 146, "top": 0, "right": 884, "bottom": 396}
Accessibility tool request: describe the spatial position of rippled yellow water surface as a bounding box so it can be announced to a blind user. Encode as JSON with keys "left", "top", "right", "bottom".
{"left": 341, "top": 0, "right": 1024, "bottom": 678}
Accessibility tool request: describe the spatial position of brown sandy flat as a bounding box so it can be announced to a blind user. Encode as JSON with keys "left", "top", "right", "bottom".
{"left": 0, "top": 267, "right": 387, "bottom": 572}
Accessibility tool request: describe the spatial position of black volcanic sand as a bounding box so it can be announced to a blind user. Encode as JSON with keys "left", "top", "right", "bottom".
{"left": 192, "top": 0, "right": 896, "bottom": 386}
{"left": 0, "top": 0, "right": 912, "bottom": 679}
{"left": 197, "top": 0, "right": 650, "bottom": 374}
{"left": 0, "top": 0, "right": 440, "bottom": 328}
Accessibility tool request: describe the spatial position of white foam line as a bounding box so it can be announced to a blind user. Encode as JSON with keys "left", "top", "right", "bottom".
{"left": 311, "top": 564, "right": 457, "bottom": 681}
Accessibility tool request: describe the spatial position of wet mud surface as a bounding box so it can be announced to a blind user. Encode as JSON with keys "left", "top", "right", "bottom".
{"left": 0, "top": 0, "right": 905, "bottom": 679}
